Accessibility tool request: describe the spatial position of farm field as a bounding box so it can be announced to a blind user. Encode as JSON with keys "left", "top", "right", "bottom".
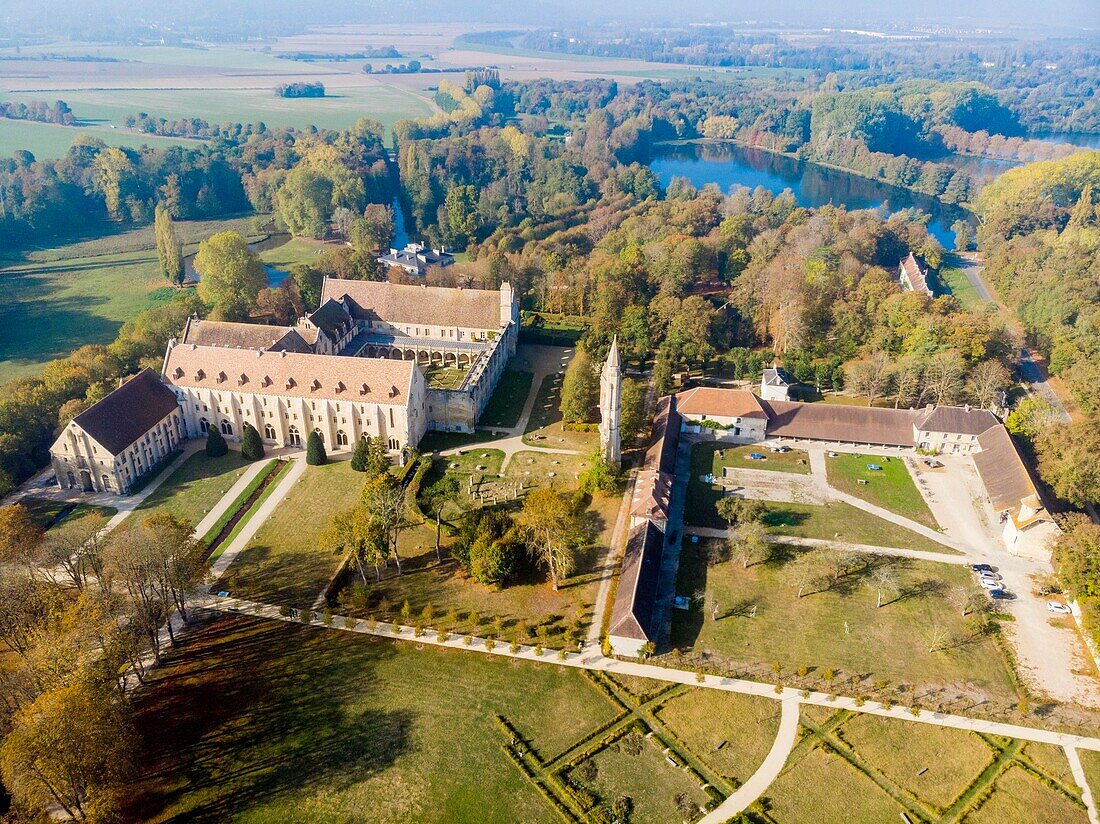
{"left": 668, "top": 539, "right": 1018, "bottom": 704}
{"left": 0, "top": 119, "right": 202, "bottom": 160}
{"left": 0, "top": 214, "right": 261, "bottom": 384}
{"left": 219, "top": 461, "right": 366, "bottom": 608}
{"left": 122, "top": 613, "right": 611, "bottom": 823}
{"left": 824, "top": 452, "right": 939, "bottom": 529}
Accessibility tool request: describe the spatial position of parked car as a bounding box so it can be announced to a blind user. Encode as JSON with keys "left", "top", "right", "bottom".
{"left": 979, "top": 578, "right": 1001, "bottom": 590}
{"left": 977, "top": 571, "right": 1002, "bottom": 581}
{"left": 971, "top": 563, "right": 994, "bottom": 573}
{"left": 1047, "top": 602, "right": 1072, "bottom": 615}
{"left": 777, "top": 446, "right": 791, "bottom": 453}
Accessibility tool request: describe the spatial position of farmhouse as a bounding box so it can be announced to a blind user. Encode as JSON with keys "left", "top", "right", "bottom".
{"left": 898, "top": 251, "right": 937, "bottom": 297}
{"left": 377, "top": 242, "right": 455, "bottom": 276}
{"left": 50, "top": 369, "right": 185, "bottom": 494}
{"left": 759, "top": 366, "right": 795, "bottom": 401}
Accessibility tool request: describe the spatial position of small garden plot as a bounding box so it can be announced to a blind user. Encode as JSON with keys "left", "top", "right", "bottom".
{"left": 765, "top": 744, "right": 906, "bottom": 824}
{"left": 655, "top": 689, "right": 779, "bottom": 784}
{"left": 572, "top": 732, "right": 713, "bottom": 824}
{"left": 837, "top": 713, "right": 994, "bottom": 810}
{"left": 479, "top": 369, "right": 534, "bottom": 428}
{"left": 130, "top": 451, "right": 250, "bottom": 528}
{"left": 825, "top": 452, "right": 938, "bottom": 529}
{"left": 218, "top": 462, "right": 364, "bottom": 608}
{"left": 668, "top": 540, "right": 1017, "bottom": 703}
{"left": 1020, "top": 742, "right": 1079, "bottom": 792}
{"left": 423, "top": 365, "right": 469, "bottom": 390}
{"left": 522, "top": 374, "right": 597, "bottom": 453}
{"left": 504, "top": 450, "right": 590, "bottom": 492}
{"left": 964, "top": 764, "right": 1089, "bottom": 824}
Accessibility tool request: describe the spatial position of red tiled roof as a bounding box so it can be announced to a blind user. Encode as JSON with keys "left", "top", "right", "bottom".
{"left": 676, "top": 387, "right": 767, "bottom": 419}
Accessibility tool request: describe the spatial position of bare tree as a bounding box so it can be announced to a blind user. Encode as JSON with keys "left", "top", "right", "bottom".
{"left": 925, "top": 623, "right": 952, "bottom": 653}
{"left": 893, "top": 356, "right": 924, "bottom": 408}
{"left": 923, "top": 351, "right": 965, "bottom": 405}
{"left": 970, "top": 359, "right": 1012, "bottom": 410}
{"left": 784, "top": 552, "right": 824, "bottom": 598}
{"left": 731, "top": 520, "right": 771, "bottom": 569}
{"left": 844, "top": 352, "right": 894, "bottom": 405}
{"left": 38, "top": 513, "right": 109, "bottom": 591}
{"left": 870, "top": 565, "right": 899, "bottom": 608}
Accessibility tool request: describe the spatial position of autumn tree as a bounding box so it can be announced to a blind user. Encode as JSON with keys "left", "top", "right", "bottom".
{"left": 560, "top": 346, "right": 598, "bottom": 424}
{"left": 322, "top": 504, "right": 386, "bottom": 583}
{"left": 969, "top": 359, "right": 1011, "bottom": 410}
{"left": 715, "top": 496, "right": 766, "bottom": 529}
{"left": 923, "top": 350, "right": 965, "bottom": 405}
{"left": 38, "top": 512, "right": 109, "bottom": 591}
{"left": 154, "top": 203, "right": 185, "bottom": 286}
{"left": 619, "top": 377, "right": 647, "bottom": 446}
{"left": 361, "top": 474, "right": 407, "bottom": 574}
{"left": 0, "top": 504, "right": 44, "bottom": 579}
{"left": 730, "top": 520, "right": 771, "bottom": 569}
{"left": 92, "top": 146, "right": 135, "bottom": 220}
{"left": 870, "top": 564, "right": 899, "bottom": 608}
{"left": 194, "top": 230, "right": 267, "bottom": 321}
{"left": 1036, "top": 422, "right": 1100, "bottom": 508}
{"left": 515, "top": 488, "right": 587, "bottom": 590}
{"left": 844, "top": 351, "right": 894, "bottom": 406}
{"left": 351, "top": 435, "right": 389, "bottom": 477}
{"left": 784, "top": 551, "right": 824, "bottom": 598}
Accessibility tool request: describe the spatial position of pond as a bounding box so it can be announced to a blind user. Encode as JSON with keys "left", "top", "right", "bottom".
{"left": 647, "top": 141, "right": 976, "bottom": 249}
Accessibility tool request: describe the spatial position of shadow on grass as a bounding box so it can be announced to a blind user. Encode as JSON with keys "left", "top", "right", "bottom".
{"left": 124, "top": 615, "right": 412, "bottom": 822}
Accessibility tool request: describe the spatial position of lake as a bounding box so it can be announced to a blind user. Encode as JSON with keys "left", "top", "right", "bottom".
{"left": 648, "top": 141, "right": 974, "bottom": 249}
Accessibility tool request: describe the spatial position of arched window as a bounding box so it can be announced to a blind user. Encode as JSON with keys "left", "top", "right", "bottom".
{"left": 220, "top": 420, "right": 233, "bottom": 435}
{"left": 199, "top": 417, "right": 209, "bottom": 433}
{"left": 264, "top": 424, "right": 276, "bottom": 440}
{"left": 388, "top": 438, "right": 399, "bottom": 451}
{"left": 101, "top": 474, "right": 111, "bottom": 489}
{"left": 336, "top": 430, "right": 348, "bottom": 447}
{"left": 287, "top": 426, "right": 301, "bottom": 447}
{"left": 313, "top": 427, "right": 324, "bottom": 444}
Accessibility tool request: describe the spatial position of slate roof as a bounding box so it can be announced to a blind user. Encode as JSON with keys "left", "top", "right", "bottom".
{"left": 762, "top": 367, "right": 793, "bottom": 387}
{"left": 914, "top": 405, "right": 999, "bottom": 437}
{"left": 305, "top": 298, "right": 353, "bottom": 341}
{"left": 321, "top": 278, "right": 504, "bottom": 330}
{"left": 72, "top": 369, "right": 180, "bottom": 456}
{"left": 759, "top": 399, "right": 920, "bottom": 447}
{"left": 677, "top": 387, "right": 767, "bottom": 420}
{"left": 608, "top": 521, "right": 665, "bottom": 642}
{"left": 163, "top": 343, "right": 415, "bottom": 406}
{"left": 181, "top": 318, "right": 313, "bottom": 354}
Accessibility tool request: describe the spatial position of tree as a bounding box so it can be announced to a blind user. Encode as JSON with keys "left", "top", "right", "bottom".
{"left": 515, "top": 488, "right": 587, "bottom": 590}
{"left": 0, "top": 679, "right": 134, "bottom": 822}
{"left": 619, "top": 378, "right": 646, "bottom": 445}
{"left": 306, "top": 431, "right": 327, "bottom": 465}
{"left": 970, "top": 359, "right": 1011, "bottom": 410}
{"left": 730, "top": 520, "right": 771, "bottom": 569}
{"left": 951, "top": 219, "right": 974, "bottom": 251}
{"left": 361, "top": 474, "right": 407, "bottom": 574}
{"left": 92, "top": 146, "right": 134, "bottom": 220}
{"left": 925, "top": 623, "right": 952, "bottom": 653}
{"left": 276, "top": 167, "right": 334, "bottom": 238}
{"left": 1051, "top": 515, "right": 1100, "bottom": 600}
{"left": 39, "top": 512, "right": 109, "bottom": 591}
{"left": 870, "top": 564, "right": 899, "bottom": 608}
{"left": 715, "top": 496, "right": 766, "bottom": 529}
{"left": 1036, "top": 422, "right": 1100, "bottom": 508}
{"left": 560, "top": 346, "right": 598, "bottom": 424}
{"left": 154, "top": 203, "right": 185, "bottom": 286}
{"left": 240, "top": 423, "right": 265, "bottom": 461}
{"left": 652, "top": 346, "right": 673, "bottom": 397}
{"left": 0, "top": 504, "right": 44, "bottom": 577}
{"left": 844, "top": 351, "right": 894, "bottom": 405}
{"left": 322, "top": 505, "right": 386, "bottom": 584}
{"left": 205, "top": 427, "right": 228, "bottom": 457}
{"left": 194, "top": 231, "right": 267, "bottom": 321}
{"left": 351, "top": 435, "right": 389, "bottom": 476}
{"left": 923, "top": 350, "right": 965, "bottom": 405}
{"left": 893, "top": 356, "right": 924, "bottom": 408}
{"left": 783, "top": 551, "right": 824, "bottom": 598}
{"left": 1005, "top": 396, "right": 1059, "bottom": 442}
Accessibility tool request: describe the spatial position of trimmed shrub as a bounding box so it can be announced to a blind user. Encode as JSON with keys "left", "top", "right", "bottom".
{"left": 240, "top": 423, "right": 265, "bottom": 461}
{"left": 306, "top": 430, "right": 327, "bottom": 465}
{"left": 205, "top": 427, "right": 228, "bottom": 457}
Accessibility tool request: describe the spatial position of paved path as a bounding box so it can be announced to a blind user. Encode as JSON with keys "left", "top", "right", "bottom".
{"left": 191, "top": 457, "right": 273, "bottom": 539}
{"left": 194, "top": 593, "right": 1100, "bottom": 753}
{"left": 957, "top": 253, "right": 993, "bottom": 302}
{"left": 1067, "top": 745, "right": 1100, "bottom": 824}
{"left": 1018, "top": 346, "right": 1071, "bottom": 424}
{"left": 208, "top": 456, "right": 307, "bottom": 580}
{"left": 684, "top": 526, "right": 968, "bottom": 565}
{"left": 587, "top": 468, "right": 637, "bottom": 644}
{"left": 699, "top": 696, "right": 800, "bottom": 824}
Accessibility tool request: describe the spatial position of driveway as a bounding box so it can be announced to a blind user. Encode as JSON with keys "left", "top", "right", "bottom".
{"left": 1018, "top": 347, "right": 1071, "bottom": 423}
{"left": 910, "top": 455, "right": 999, "bottom": 554}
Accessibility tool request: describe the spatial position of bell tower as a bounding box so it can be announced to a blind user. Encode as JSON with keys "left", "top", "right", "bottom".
{"left": 599, "top": 337, "right": 622, "bottom": 468}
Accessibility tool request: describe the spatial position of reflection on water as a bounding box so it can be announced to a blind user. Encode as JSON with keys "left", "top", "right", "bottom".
{"left": 648, "top": 141, "right": 974, "bottom": 248}
{"left": 1029, "top": 132, "right": 1100, "bottom": 149}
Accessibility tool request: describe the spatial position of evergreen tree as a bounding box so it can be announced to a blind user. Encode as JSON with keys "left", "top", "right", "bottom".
{"left": 306, "top": 431, "right": 327, "bottom": 465}
{"left": 240, "top": 423, "right": 264, "bottom": 461}
{"left": 205, "top": 427, "right": 228, "bottom": 458}
{"left": 350, "top": 435, "right": 389, "bottom": 476}
{"left": 560, "top": 346, "right": 598, "bottom": 424}
{"left": 154, "top": 203, "right": 184, "bottom": 286}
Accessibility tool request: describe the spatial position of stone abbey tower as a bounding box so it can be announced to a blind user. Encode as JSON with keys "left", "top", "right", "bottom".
{"left": 599, "top": 336, "right": 622, "bottom": 468}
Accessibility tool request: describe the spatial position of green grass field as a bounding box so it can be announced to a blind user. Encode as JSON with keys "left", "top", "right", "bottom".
{"left": 692, "top": 440, "right": 810, "bottom": 479}
{"left": 965, "top": 764, "right": 1087, "bottom": 823}
{"left": 128, "top": 451, "right": 251, "bottom": 529}
{"left": 16, "top": 497, "right": 116, "bottom": 530}
{"left": 219, "top": 461, "right": 365, "bottom": 608}
{"left": 478, "top": 369, "right": 534, "bottom": 428}
{"left": 522, "top": 373, "right": 598, "bottom": 452}
{"left": 762, "top": 501, "right": 953, "bottom": 554}
{"left": 422, "top": 448, "right": 507, "bottom": 520}
{"left": 940, "top": 266, "right": 982, "bottom": 309}
{"left": 669, "top": 540, "right": 1017, "bottom": 702}
{"left": 423, "top": 365, "right": 469, "bottom": 390}
{"left": 0, "top": 119, "right": 202, "bottom": 160}
{"left": 0, "top": 214, "right": 261, "bottom": 384}
{"left": 1081, "top": 749, "right": 1100, "bottom": 802}
{"left": 824, "top": 452, "right": 939, "bottom": 529}
{"left": 123, "top": 613, "right": 615, "bottom": 823}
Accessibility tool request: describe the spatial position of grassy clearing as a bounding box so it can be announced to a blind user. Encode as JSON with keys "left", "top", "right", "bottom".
{"left": 940, "top": 266, "right": 982, "bottom": 309}
{"left": 418, "top": 429, "right": 499, "bottom": 451}
{"left": 765, "top": 743, "right": 906, "bottom": 824}
{"left": 1081, "top": 749, "right": 1100, "bottom": 802}
{"left": 837, "top": 713, "right": 993, "bottom": 810}
{"left": 257, "top": 236, "right": 329, "bottom": 274}
{"left": 0, "top": 214, "right": 260, "bottom": 383}
{"left": 17, "top": 497, "right": 117, "bottom": 530}
{"left": 965, "top": 764, "right": 1088, "bottom": 823}
{"left": 422, "top": 449, "right": 506, "bottom": 520}
{"left": 129, "top": 451, "right": 251, "bottom": 529}
{"left": 124, "top": 613, "right": 611, "bottom": 823}
{"left": 692, "top": 440, "right": 810, "bottom": 478}
{"left": 669, "top": 539, "right": 1017, "bottom": 702}
{"left": 825, "top": 452, "right": 938, "bottom": 529}
{"left": 504, "top": 450, "right": 591, "bottom": 490}
{"left": 522, "top": 373, "right": 598, "bottom": 452}
{"left": 0, "top": 119, "right": 202, "bottom": 160}
{"left": 478, "top": 369, "right": 534, "bottom": 428}
{"left": 654, "top": 689, "right": 780, "bottom": 784}
{"left": 219, "top": 462, "right": 365, "bottom": 608}
{"left": 764, "top": 500, "right": 954, "bottom": 553}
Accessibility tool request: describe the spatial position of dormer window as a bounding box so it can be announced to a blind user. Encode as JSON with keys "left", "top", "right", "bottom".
{"left": 285, "top": 377, "right": 296, "bottom": 390}
{"left": 195, "top": 369, "right": 206, "bottom": 381}
{"left": 335, "top": 381, "right": 346, "bottom": 394}
{"left": 360, "top": 383, "right": 369, "bottom": 395}
{"left": 172, "top": 367, "right": 184, "bottom": 379}
{"left": 310, "top": 379, "right": 321, "bottom": 392}
{"left": 216, "top": 371, "right": 227, "bottom": 384}
{"left": 262, "top": 375, "right": 272, "bottom": 387}
{"left": 237, "top": 373, "right": 248, "bottom": 385}
{"left": 389, "top": 385, "right": 399, "bottom": 398}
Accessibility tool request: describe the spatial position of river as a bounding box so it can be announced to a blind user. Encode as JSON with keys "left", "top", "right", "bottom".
{"left": 648, "top": 141, "right": 976, "bottom": 249}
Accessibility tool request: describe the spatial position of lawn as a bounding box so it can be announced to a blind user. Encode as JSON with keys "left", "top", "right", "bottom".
{"left": 940, "top": 266, "right": 982, "bottom": 309}
{"left": 504, "top": 450, "right": 591, "bottom": 491}
{"left": 478, "top": 369, "right": 534, "bottom": 428}
{"left": 1020, "top": 742, "right": 1078, "bottom": 792}
{"left": 1081, "top": 749, "right": 1100, "bottom": 802}
{"left": 522, "top": 373, "right": 598, "bottom": 452}
{"left": 668, "top": 540, "right": 1018, "bottom": 704}
{"left": 17, "top": 497, "right": 116, "bottom": 531}
{"left": 575, "top": 737, "right": 712, "bottom": 823}
{"left": 417, "top": 430, "right": 499, "bottom": 452}
{"left": 419, "top": 448, "right": 506, "bottom": 520}
{"left": 692, "top": 440, "right": 811, "bottom": 478}
{"left": 825, "top": 452, "right": 939, "bottom": 529}
{"left": 0, "top": 214, "right": 261, "bottom": 383}
{"left": 654, "top": 689, "right": 780, "bottom": 785}
{"left": 965, "top": 764, "right": 1088, "bottom": 824}
{"left": 129, "top": 451, "right": 251, "bottom": 529}
{"left": 764, "top": 500, "right": 954, "bottom": 553}
{"left": 256, "top": 236, "right": 330, "bottom": 276}
{"left": 123, "top": 612, "right": 616, "bottom": 823}
{"left": 334, "top": 488, "right": 623, "bottom": 647}
{"left": 764, "top": 743, "right": 906, "bottom": 824}
{"left": 219, "top": 461, "right": 365, "bottom": 608}
{"left": 836, "top": 713, "right": 993, "bottom": 810}
{"left": 423, "top": 365, "right": 469, "bottom": 390}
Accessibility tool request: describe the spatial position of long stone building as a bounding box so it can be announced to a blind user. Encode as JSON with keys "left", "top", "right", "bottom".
{"left": 49, "top": 280, "right": 520, "bottom": 494}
